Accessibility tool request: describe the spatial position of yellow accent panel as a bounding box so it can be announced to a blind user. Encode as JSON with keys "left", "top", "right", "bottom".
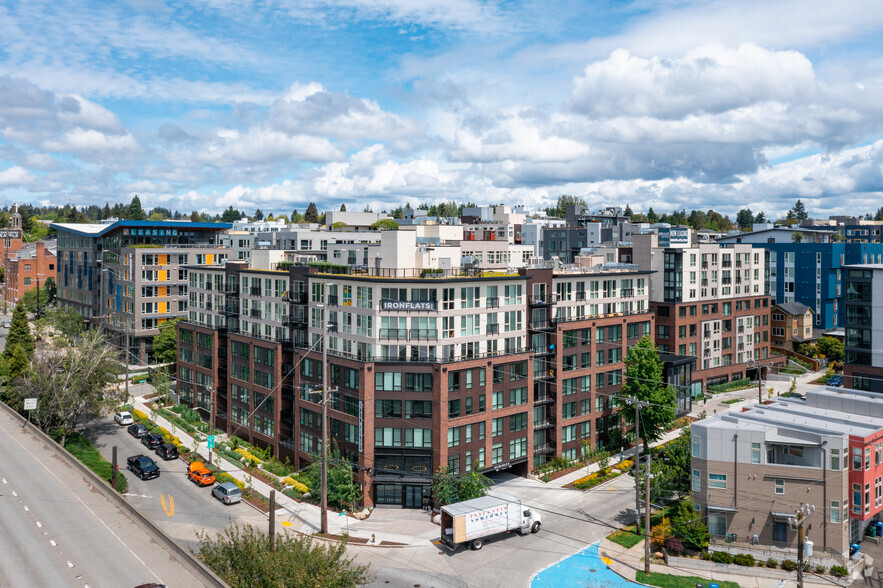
{"left": 159, "top": 254, "right": 168, "bottom": 265}
{"left": 159, "top": 286, "right": 167, "bottom": 297}
{"left": 159, "top": 302, "right": 167, "bottom": 313}
{"left": 158, "top": 318, "right": 167, "bottom": 325}
{"left": 207, "top": 254, "right": 214, "bottom": 265}
{"left": 159, "top": 270, "right": 167, "bottom": 281}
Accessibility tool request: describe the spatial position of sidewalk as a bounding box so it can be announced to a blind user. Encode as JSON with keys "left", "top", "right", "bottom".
{"left": 599, "top": 537, "right": 838, "bottom": 588}
{"left": 130, "top": 394, "right": 435, "bottom": 548}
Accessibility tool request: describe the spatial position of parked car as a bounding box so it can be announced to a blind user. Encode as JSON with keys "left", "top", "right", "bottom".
{"left": 154, "top": 443, "right": 179, "bottom": 461}
{"left": 187, "top": 462, "right": 215, "bottom": 486}
{"left": 828, "top": 375, "right": 844, "bottom": 387}
{"left": 114, "top": 411, "right": 134, "bottom": 426}
{"left": 2, "top": 320, "right": 10, "bottom": 328}
{"left": 127, "top": 423, "right": 148, "bottom": 438}
{"left": 212, "top": 482, "right": 242, "bottom": 505}
{"left": 141, "top": 432, "right": 163, "bottom": 449}
{"left": 127, "top": 455, "right": 160, "bottom": 480}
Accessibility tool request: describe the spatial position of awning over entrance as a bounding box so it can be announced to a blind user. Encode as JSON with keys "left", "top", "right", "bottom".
{"left": 707, "top": 504, "right": 738, "bottom": 513}
{"left": 771, "top": 511, "right": 796, "bottom": 522}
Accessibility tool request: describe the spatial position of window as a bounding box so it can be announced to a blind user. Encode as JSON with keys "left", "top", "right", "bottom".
{"left": 853, "top": 448, "right": 862, "bottom": 470}
{"left": 853, "top": 483, "right": 862, "bottom": 514}
{"left": 492, "top": 391, "right": 503, "bottom": 410}
{"left": 492, "top": 417, "right": 503, "bottom": 437}
{"left": 509, "top": 387, "right": 527, "bottom": 406}
{"left": 830, "top": 448, "right": 841, "bottom": 471}
{"left": 877, "top": 443, "right": 882, "bottom": 466}
{"left": 692, "top": 469, "right": 701, "bottom": 491}
{"left": 692, "top": 436, "right": 701, "bottom": 458}
{"left": 708, "top": 473, "right": 727, "bottom": 489}
{"left": 708, "top": 515, "right": 728, "bottom": 537}
{"left": 510, "top": 412, "right": 527, "bottom": 432}
{"left": 830, "top": 500, "right": 841, "bottom": 524}
{"left": 447, "top": 427, "right": 461, "bottom": 447}
{"left": 492, "top": 443, "right": 503, "bottom": 465}
{"left": 773, "top": 522, "right": 788, "bottom": 542}
{"left": 448, "top": 454, "right": 460, "bottom": 474}
{"left": 375, "top": 399, "right": 402, "bottom": 419}
{"left": 509, "top": 437, "right": 527, "bottom": 459}
{"left": 774, "top": 479, "right": 784, "bottom": 494}
{"left": 375, "top": 428, "right": 401, "bottom": 447}
{"left": 751, "top": 442, "right": 761, "bottom": 464}
{"left": 562, "top": 425, "right": 577, "bottom": 443}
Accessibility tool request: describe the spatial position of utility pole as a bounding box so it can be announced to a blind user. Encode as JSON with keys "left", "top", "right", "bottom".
{"left": 319, "top": 284, "right": 330, "bottom": 535}
{"left": 207, "top": 383, "right": 215, "bottom": 465}
{"left": 644, "top": 452, "right": 651, "bottom": 575}
{"left": 791, "top": 503, "right": 815, "bottom": 588}
{"left": 112, "top": 446, "right": 118, "bottom": 490}
{"left": 269, "top": 489, "right": 276, "bottom": 552}
{"left": 629, "top": 398, "right": 649, "bottom": 535}
{"left": 35, "top": 277, "right": 40, "bottom": 319}
{"left": 125, "top": 322, "right": 130, "bottom": 400}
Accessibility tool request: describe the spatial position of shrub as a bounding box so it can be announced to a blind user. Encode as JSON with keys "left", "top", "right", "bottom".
{"left": 263, "top": 461, "right": 292, "bottom": 477}
{"left": 708, "top": 378, "right": 752, "bottom": 393}
{"left": 830, "top": 565, "right": 847, "bottom": 577}
{"left": 664, "top": 536, "right": 684, "bottom": 555}
{"left": 133, "top": 409, "right": 149, "bottom": 422}
{"left": 733, "top": 554, "right": 755, "bottom": 567}
{"left": 781, "top": 560, "right": 798, "bottom": 571}
{"left": 701, "top": 552, "right": 712, "bottom": 561}
{"left": 814, "top": 565, "right": 826, "bottom": 574}
{"left": 711, "top": 551, "right": 733, "bottom": 564}
{"left": 283, "top": 477, "right": 310, "bottom": 494}
{"left": 766, "top": 558, "right": 778, "bottom": 569}
{"left": 616, "top": 459, "right": 634, "bottom": 471}
{"left": 215, "top": 472, "right": 245, "bottom": 490}
{"left": 234, "top": 447, "right": 262, "bottom": 465}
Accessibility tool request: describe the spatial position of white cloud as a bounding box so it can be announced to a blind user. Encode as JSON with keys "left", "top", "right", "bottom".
{"left": 0, "top": 166, "right": 36, "bottom": 187}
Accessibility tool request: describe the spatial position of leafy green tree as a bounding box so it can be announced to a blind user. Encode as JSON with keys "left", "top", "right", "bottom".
{"left": 816, "top": 336, "right": 844, "bottom": 362}
{"left": 43, "top": 276, "right": 56, "bottom": 304}
{"left": 152, "top": 317, "right": 184, "bottom": 366}
{"left": 4, "top": 303, "right": 34, "bottom": 360}
{"left": 792, "top": 231, "right": 803, "bottom": 242}
{"left": 671, "top": 500, "right": 709, "bottom": 550}
{"left": 297, "top": 444, "right": 362, "bottom": 510}
{"left": 148, "top": 212, "right": 164, "bottom": 221}
{"left": 38, "top": 305, "right": 85, "bottom": 337}
{"left": 371, "top": 219, "right": 400, "bottom": 230}
{"left": 432, "top": 465, "right": 460, "bottom": 506}
{"left": 457, "top": 468, "right": 493, "bottom": 501}
{"left": 304, "top": 202, "right": 320, "bottom": 223}
{"left": 291, "top": 208, "right": 304, "bottom": 223}
{"left": 11, "top": 330, "right": 122, "bottom": 447}
{"left": 620, "top": 336, "right": 676, "bottom": 453}
{"left": 331, "top": 221, "right": 347, "bottom": 231}
{"left": 19, "top": 285, "right": 50, "bottom": 314}
{"left": 196, "top": 523, "right": 370, "bottom": 588}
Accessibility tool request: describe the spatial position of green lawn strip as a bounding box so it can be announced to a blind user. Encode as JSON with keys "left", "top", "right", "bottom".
{"left": 51, "top": 430, "right": 128, "bottom": 493}
{"left": 637, "top": 571, "right": 739, "bottom": 588}
{"left": 721, "top": 398, "right": 745, "bottom": 405}
{"left": 608, "top": 529, "right": 643, "bottom": 548}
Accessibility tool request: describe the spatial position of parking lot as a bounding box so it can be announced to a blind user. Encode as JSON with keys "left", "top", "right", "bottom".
{"left": 85, "top": 417, "right": 267, "bottom": 551}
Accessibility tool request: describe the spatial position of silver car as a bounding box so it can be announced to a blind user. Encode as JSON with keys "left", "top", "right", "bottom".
{"left": 212, "top": 482, "right": 242, "bottom": 505}
{"left": 114, "top": 411, "right": 134, "bottom": 425}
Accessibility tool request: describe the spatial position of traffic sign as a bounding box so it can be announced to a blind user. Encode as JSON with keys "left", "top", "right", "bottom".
{"left": 207, "top": 435, "right": 215, "bottom": 449}
{"left": 24, "top": 398, "right": 37, "bottom": 411}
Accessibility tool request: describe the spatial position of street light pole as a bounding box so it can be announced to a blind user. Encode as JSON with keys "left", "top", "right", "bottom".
{"left": 319, "top": 285, "right": 329, "bottom": 535}
{"left": 207, "top": 382, "right": 215, "bottom": 465}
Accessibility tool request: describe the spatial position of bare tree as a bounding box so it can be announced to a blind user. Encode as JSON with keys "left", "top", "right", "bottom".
{"left": 12, "top": 331, "right": 123, "bottom": 446}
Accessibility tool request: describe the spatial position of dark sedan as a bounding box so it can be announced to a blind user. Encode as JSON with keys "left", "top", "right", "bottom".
{"left": 141, "top": 432, "right": 163, "bottom": 449}
{"left": 154, "top": 443, "right": 179, "bottom": 461}
{"left": 126, "top": 455, "right": 160, "bottom": 480}
{"left": 127, "top": 423, "right": 148, "bottom": 438}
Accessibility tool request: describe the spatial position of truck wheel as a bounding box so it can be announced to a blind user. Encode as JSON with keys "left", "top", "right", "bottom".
{"left": 531, "top": 522, "right": 541, "bottom": 534}
{"left": 471, "top": 539, "right": 483, "bottom": 550}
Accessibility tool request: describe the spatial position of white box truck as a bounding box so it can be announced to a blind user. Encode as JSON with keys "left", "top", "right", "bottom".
{"left": 439, "top": 493, "right": 541, "bottom": 551}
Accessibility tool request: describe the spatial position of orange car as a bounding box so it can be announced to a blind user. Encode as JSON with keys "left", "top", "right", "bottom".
{"left": 187, "top": 462, "right": 215, "bottom": 486}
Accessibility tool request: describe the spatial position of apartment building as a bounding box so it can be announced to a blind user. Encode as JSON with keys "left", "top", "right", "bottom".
{"left": 4, "top": 240, "right": 56, "bottom": 305}
{"left": 52, "top": 220, "right": 230, "bottom": 363}
{"left": 843, "top": 264, "right": 883, "bottom": 393}
{"left": 177, "top": 258, "right": 655, "bottom": 508}
{"left": 693, "top": 387, "right": 883, "bottom": 565}
{"left": 633, "top": 236, "right": 772, "bottom": 389}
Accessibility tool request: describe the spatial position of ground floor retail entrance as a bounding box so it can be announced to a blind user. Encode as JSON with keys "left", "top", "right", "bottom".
{"left": 373, "top": 482, "right": 431, "bottom": 509}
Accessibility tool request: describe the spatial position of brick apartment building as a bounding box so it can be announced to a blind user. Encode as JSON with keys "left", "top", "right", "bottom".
{"left": 177, "top": 260, "right": 660, "bottom": 508}
{"left": 5, "top": 240, "right": 56, "bottom": 305}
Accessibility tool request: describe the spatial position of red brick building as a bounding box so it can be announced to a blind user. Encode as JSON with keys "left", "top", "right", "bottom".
{"left": 6, "top": 240, "right": 56, "bottom": 306}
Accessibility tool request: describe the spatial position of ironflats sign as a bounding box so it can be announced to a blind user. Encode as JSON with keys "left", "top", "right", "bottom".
{"left": 381, "top": 300, "right": 436, "bottom": 311}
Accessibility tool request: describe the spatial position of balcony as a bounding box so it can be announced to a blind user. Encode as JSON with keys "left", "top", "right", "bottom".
{"left": 529, "top": 320, "right": 554, "bottom": 331}
{"left": 205, "top": 302, "right": 213, "bottom": 311}
{"left": 249, "top": 308, "right": 261, "bottom": 319}
{"left": 287, "top": 316, "right": 307, "bottom": 328}
{"left": 487, "top": 324, "right": 500, "bottom": 335}
{"left": 205, "top": 282, "right": 213, "bottom": 291}
{"left": 529, "top": 294, "right": 558, "bottom": 306}
{"left": 533, "top": 444, "right": 555, "bottom": 454}
{"left": 486, "top": 296, "right": 500, "bottom": 308}
{"left": 534, "top": 420, "right": 555, "bottom": 430}
{"left": 249, "top": 287, "right": 261, "bottom": 296}
{"left": 221, "top": 306, "right": 239, "bottom": 316}
{"left": 620, "top": 289, "right": 634, "bottom": 298}
{"left": 534, "top": 392, "right": 555, "bottom": 404}
{"left": 327, "top": 295, "right": 339, "bottom": 305}
{"left": 409, "top": 328, "right": 438, "bottom": 340}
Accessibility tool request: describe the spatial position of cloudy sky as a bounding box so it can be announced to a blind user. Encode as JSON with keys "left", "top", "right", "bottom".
{"left": 2, "top": 0, "right": 883, "bottom": 219}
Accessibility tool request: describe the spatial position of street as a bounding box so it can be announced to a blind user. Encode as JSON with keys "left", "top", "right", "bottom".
{"left": 351, "top": 472, "right": 638, "bottom": 588}
{"left": 86, "top": 416, "right": 267, "bottom": 552}
{"left": 0, "top": 406, "right": 211, "bottom": 588}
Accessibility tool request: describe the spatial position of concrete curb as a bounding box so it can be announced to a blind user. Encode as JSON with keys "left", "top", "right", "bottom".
{"left": 0, "top": 401, "right": 229, "bottom": 588}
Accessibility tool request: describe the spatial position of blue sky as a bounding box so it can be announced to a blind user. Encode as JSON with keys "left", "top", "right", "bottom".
{"left": 2, "top": 0, "right": 883, "bottom": 219}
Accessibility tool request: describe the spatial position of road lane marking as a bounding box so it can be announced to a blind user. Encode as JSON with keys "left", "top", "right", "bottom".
{"left": 160, "top": 494, "right": 174, "bottom": 517}
{"left": 36, "top": 521, "right": 42, "bottom": 528}
{"left": 123, "top": 493, "right": 156, "bottom": 499}
{"left": 281, "top": 521, "right": 292, "bottom": 527}
{"left": 2, "top": 478, "right": 6, "bottom": 483}
{"left": 67, "top": 561, "right": 74, "bottom": 568}
{"left": 50, "top": 540, "right": 57, "bottom": 546}
{"left": 12, "top": 490, "right": 17, "bottom": 496}
{"left": 23, "top": 505, "right": 29, "bottom": 511}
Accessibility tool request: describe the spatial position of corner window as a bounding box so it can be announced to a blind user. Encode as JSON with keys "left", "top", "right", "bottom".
{"left": 692, "top": 470, "right": 701, "bottom": 491}
{"left": 830, "top": 500, "right": 840, "bottom": 523}
{"left": 830, "top": 448, "right": 840, "bottom": 471}
{"left": 692, "top": 436, "right": 701, "bottom": 458}
{"left": 751, "top": 443, "right": 761, "bottom": 464}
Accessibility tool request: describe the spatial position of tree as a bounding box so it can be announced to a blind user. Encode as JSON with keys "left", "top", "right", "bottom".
{"left": 371, "top": 219, "right": 400, "bottom": 230}
{"left": 457, "top": 469, "right": 493, "bottom": 501}
{"left": 331, "top": 221, "right": 347, "bottom": 231}
{"left": 253, "top": 208, "right": 264, "bottom": 221}
{"left": 43, "top": 277, "right": 56, "bottom": 304}
{"left": 196, "top": 523, "right": 370, "bottom": 588}
{"left": 647, "top": 207, "right": 658, "bottom": 223}
{"left": 221, "top": 206, "right": 243, "bottom": 222}
{"left": 6, "top": 344, "right": 30, "bottom": 381}
{"left": 670, "top": 500, "right": 709, "bottom": 550}
{"left": 190, "top": 211, "right": 200, "bottom": 222}
{"left": 875, "top": 206, "right": 883, "bottom": 221}
{"left": 291, "top": 209, "right": 304, "bottom": 223}
{"left": 4, "top": 303, "right": 34, "bottom": 360}
{"left": 754, "top": 211, "right": 767, "bottom": 223}
{"left": 128, "top": 196, "right": 146, "bottom": 221}
{"left": 19, "top": 285, "right": 50, "bottom": 314}
{"left": 304, "top": 202, "right": 319, "bottom": 223}
{"left": 791, "top": 199, "right": 809, "bottom": 221}
{"left": 148, "top": 212, "right": 164, "bottom": 221}
{"left": 736, "top": 208, "right": 754, "bottom": 230}
{"left": 791, "top": 231, "right": 803, "bottom": 242}
{"left": 297, "top": 444, "right": 362, "bottom": 510}
{"left": 432, "top": 466, "right": 460, "bottom": 506}
{"left": 620, "top": 336, "right": 676, "bottom": 452}
{"left": 151, "top": 367, "right": 174, "bottom": 406}
{"left": 624, "top": 205, "right": 634, "bottom": 217}
{"left": 340, "top": 204, "right": 347, "bottom": 212}
{"left": 11, "top": 331, "right": 122, "bottom": 447}
{"left": 816, "top": 336, "right": 844, "bottom": 362}
{"left": 152, "top": 318, "right": 184, "bottom": 367}
{"left": 39, "top": 305, "right": 85, "bottom": 338}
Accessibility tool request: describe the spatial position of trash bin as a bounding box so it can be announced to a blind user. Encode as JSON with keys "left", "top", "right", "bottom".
{"left": 876, "top": 521, "right": 883, "bottom": 536}
{"left": 868, "top": 525, "right": 877, "bottom": 538}
{"left": 850, "top": 543, "right": 861, "bottom": 557}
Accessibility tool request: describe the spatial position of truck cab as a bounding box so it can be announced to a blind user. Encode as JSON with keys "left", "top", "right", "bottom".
{"left": 521, "top": 508, "right": 541, "bottom": 533}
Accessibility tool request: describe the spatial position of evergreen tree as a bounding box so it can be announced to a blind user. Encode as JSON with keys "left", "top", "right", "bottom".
{"left": 101, "top": 203, "right": 112, "bottom": 220}
{"left": 5, "top": 303, "right": 34, "bottom": 360}
{"left": 875, "top": 206, "right": 883, "bottom": 221}
{"left": 253, "top": 208, "right": 264, "bottom": 221}
{"left": 624, "top": 205, "right": 633, "bottom": 217}
{"left": 791, "top": 199, "right": 809, "bottom": 221}
{"left": 754, "top": 211, "right": 766, "bottom": 223}
{"left": 220, "top": 206, "right": 242, "bottom": 223}
{"left": 339, "top": 204, "right": 347, "bottom": 212}
{"left": 304, "top": 202, "right": 319, "bottom": 223}
{"left": 7, "top": 344, "right": 29, "bottom": 381}
{"left": 291, "top": 209, "right": 304, "bottom": 223}
{"left": 736, "top": 208, "right": 754, "bottom": 230}
{"left": 647, "top": 207, "right": 658, "bottom": 223}
{"left": 128, "top": 195, "right": 146, "bottom": 221}
{"left": 190, "top": 211, "right": 200, "bottom": 222}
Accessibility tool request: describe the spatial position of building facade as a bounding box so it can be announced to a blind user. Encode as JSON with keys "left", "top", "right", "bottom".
{"left": 52, "top": 220, "right": 231, "bottom": 363}
{"left": 5, "top": 240, "right": 56, "bottom": 306}
{"left": 770, "top": 302, "right": 816, "bottom": 352}
{"left": 177, "top": 261, "right": 656, "bottom": 508}
{"left": 843, "top": 264, "right": 883, "bottom": 393}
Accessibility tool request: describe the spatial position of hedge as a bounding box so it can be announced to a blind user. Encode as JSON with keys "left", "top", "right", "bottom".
{"left": 708, "top": 378, "right": 752, "bottom": 393}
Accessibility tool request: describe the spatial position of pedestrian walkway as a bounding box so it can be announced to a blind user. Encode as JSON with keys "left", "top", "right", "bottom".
{"left": 129, "top": 394, "right": 435, "bottom": 548}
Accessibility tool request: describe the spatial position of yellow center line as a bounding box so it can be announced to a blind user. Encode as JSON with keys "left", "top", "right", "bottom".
{"left": 160, "top": 494, "right": 174, "bottom": 517}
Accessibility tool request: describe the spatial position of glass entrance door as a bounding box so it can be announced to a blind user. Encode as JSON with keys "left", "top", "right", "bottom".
{"left": 403, "top": 485, "right": 424, "bottom": 509}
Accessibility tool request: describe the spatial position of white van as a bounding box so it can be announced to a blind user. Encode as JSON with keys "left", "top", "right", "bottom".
{"left": 212, "top": 482, "right": 242, "bottom": 505}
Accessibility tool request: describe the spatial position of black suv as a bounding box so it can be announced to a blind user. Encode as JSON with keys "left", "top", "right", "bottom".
{"left": 127, "top": 455, "right": 160, "bottom": 480}
{"left": 127, "top": 423, "right": 148, "bottom": 438}
{"left": 155, "top": 443, "right": 179, "bottom": 461}
{"left": 141, "top": 432, "right": 163, "bottom": 449}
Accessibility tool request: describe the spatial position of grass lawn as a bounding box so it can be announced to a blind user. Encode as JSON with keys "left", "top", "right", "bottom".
{"left": 51, "top": 430, "right": 127, "bottom": 493}
{"left": 637, "top": 571, "right": 739, "bottom": 588}
{"left": 608, "top": 529, "right": 643, "bottom": 548}
{"left": 721, "top": 398, "right": 745, "bottom": 405}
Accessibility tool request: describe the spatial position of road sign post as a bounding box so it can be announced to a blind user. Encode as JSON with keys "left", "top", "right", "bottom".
{"left": 207, "top": 435, "right": 215, "bottom": 465}
{"left": 23, "top": 398, "right": 37, "bottom": 429}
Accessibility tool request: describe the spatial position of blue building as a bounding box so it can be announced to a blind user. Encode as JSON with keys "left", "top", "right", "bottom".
{"left": 751, "top": 243, "right": 883, "bottom": 331}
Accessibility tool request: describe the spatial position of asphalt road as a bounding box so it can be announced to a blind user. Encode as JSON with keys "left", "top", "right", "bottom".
{"left": 0, "top": 407, "right": 210, "bottom": 588}
{"left": 353, "top": 472, "right": 638, "bottom": 588}
{"left": 87, "top": 417, "right": 267, "bottom": 552}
